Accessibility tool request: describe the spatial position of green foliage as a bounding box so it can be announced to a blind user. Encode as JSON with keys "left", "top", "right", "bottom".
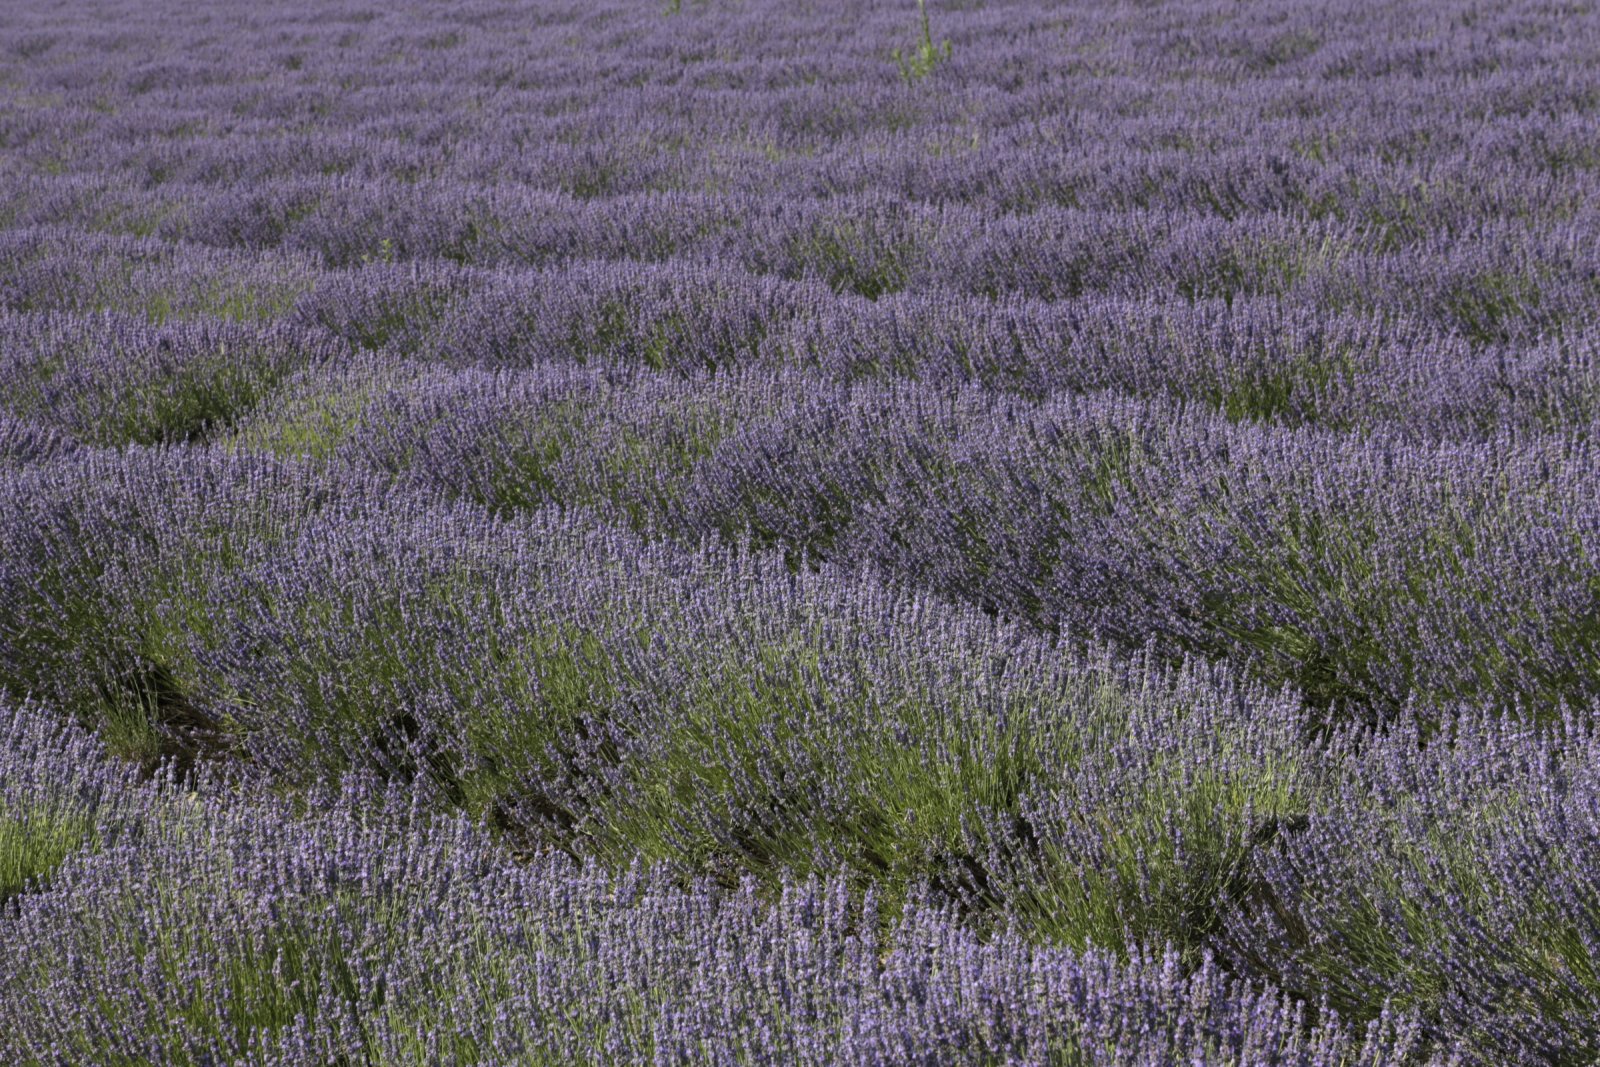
{"left": 0, "top": 544, "right": 180, "bottom": 767}
{"left": 457, "top": 622, "right": 624, "bottom": 842}
{"left": 476, "top": 393, "right": 737, "bottom": 529}
{"left": 893, "top": 0, "right": 952, "bottom": 83}
{"left": 587, "top": 634, "right": 1046, "bottom": 909}
{"left": 361, "top": 236, "right": 396, "bottom": 266}
{"left": 1442, "top": 270, "right": 1544, "bottom": 345}
{"left": 1018, "top": 760, "right": 1304, "bottom": 958}
{"left": 0, "top": 807, "right": 92, "bottom": 904}
{"left": 1, "top": 338, "right": 299, "bottom": 447}
{"left": 229, "top": 363, "right": 409, "bottom": 460}
{"left": 113, "top": 348, "right": 288, "bottom": 446}
{"left": 787, "top": 216, "right": 920, "bottom": 300}
{"left": 130, "top": 274, "right": 312, "bottom": 326}
{"left": 1208, "top": 351, "right": 1357, "bottom": 427}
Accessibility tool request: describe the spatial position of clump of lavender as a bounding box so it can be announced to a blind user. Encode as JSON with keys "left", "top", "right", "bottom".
{"left": 1219, "top": 709, "right": 1600, "bottom": 1063}
{"left": 0, "top": 700, "right": 141, "bottom": 904}
{"left": 0, "top": 310, "right": 343, "bottom": 447}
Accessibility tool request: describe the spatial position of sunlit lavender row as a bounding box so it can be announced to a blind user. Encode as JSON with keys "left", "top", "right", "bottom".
{"left": 5, "top": 705, "right": 1459, "bottom": 1065}
{"left": 6, "top": 239, "right": 1600, "bottom": 434}
{"left": 4, "top": 0, "right": 1600, "bottom": 1061}
{"left": 9, "top": 347, "right": 1596, "bottom": 717}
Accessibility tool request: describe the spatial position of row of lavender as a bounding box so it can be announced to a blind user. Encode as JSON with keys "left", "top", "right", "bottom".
{"left": 5, "top": 444, "right": 1600, "bottom": 1061}
{"left": 1, "top": 704, "right": 1442, "bottom": 1065}
{"left": 5, "top": 325, "right": 1598, "bottom": 718}
{"left": 13, "top": 127, "right": 1596, "bottom": 221}
{"left": 4, "top": 231, "right": 1598, "bottom": 435}
{"left": 6, "top": 191, "right": 1595, "bottom": 342}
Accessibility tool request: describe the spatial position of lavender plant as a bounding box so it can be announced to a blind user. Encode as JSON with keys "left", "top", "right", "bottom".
{"left": 0, "top": 447, "right": 1313, "bottom": 952}
{"left": 1220, "top": 709, "right": 1600, "bottom": 1063}
{"left": 0, "top": 702, "right": 140, "bottom": 904}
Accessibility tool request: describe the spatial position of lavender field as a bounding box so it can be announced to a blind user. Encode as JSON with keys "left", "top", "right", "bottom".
{"left": 2, "top": 0, "right": 1599, "bottom": 1061}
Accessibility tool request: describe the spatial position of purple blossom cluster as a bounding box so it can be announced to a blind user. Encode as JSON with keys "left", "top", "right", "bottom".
{"left": 3, "top": 0, "right": 1599, "bottom": 1060}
